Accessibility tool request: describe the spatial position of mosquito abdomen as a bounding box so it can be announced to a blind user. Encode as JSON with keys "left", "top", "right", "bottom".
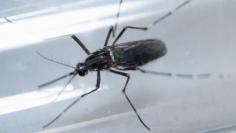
{"left": 114, "top": 39, "right": 167, "bottom": 67}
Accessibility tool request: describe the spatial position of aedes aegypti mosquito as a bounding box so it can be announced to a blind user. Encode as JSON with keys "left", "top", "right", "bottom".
{"left": 37, "top": 0, "right": 208, "bottom": 131}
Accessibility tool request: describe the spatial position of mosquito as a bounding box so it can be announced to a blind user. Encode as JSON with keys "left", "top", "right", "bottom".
{"left": 37, "top": 0, "right": 198, "bottom": 131}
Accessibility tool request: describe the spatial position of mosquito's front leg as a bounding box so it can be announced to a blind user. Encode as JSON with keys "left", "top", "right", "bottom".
{"left": 71, "top": 35, "right": 91, "bottom": 55}
{"left": 43, "top": 70, "right": 101, "bottom": 129}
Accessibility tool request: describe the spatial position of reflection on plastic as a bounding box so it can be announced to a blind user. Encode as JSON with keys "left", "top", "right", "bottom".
{"left": 0, "top": 84, "right": 109, "bottom": 116}
{"left": 0, "top": 1, "right": 153, "bottom": 52}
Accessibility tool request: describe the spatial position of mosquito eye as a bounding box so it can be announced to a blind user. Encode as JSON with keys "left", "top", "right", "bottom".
{"left": 78, "top": 70, "right": 88, "bottom": 76}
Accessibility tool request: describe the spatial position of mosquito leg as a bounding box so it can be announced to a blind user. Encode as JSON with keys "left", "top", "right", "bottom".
{"left": 137, "top": 68, "right": 193, "bottom": 79}
{"left": 115, "top": 67, "right": 172, "bottom": 77}
{"left": 109, "top": 69, "right": 150, "bottom": 131}
{"left": 4, "top": 17, "right": 13, "bottom": 23}
{"left": 104, "top": 26, "right": 115, "bottom": 47}
{"left": 53, "top": 74, "right": 77, "bottom": 102}
{"left": 104, "top": 0, "right": 123, "bottom": 46}
{"left": 71, "top": 35, "right": 91, "bottom": 55}
{"left": 137, "top": 68, "right": 173, "bottom": 77}
{"left": 43, "top": 70, "right": 101, "bottom": 129}
{"left": 137, "top": 68, "right": 213, "bottom": 79}
{"left": 113, "top": 0, "right": 123, "bottom": 37}
{"left": 112, "top": 0, "right": 191, "bottom": 45}
{"left": 115, "top": 67, "right": 212, "bottom": 79}
{"left": 38, "top": 71, "right": 75, "bottom": 88}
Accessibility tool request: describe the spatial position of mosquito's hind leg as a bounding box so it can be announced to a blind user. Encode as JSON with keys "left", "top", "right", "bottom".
{"left": 112, "top": 0, "right": 191, "bottom": 45}
{"left": 137, "top": 68, "right": 213, "bottom": 79}
{"left": 115, "top": 67, "right": 205, "bottom": 79}
{"left": 109, "top": 69, "right": 151, "bottom": 131}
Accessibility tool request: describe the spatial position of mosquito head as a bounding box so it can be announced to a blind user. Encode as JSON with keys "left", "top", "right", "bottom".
{"left": 75, "top": 63, "right": 88, "bottom": 76}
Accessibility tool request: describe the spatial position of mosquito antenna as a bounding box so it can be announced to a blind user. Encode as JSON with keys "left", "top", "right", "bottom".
{"left": 113, "top": 0, "right": 123, "bottom": 37}
{"left": 36, "top": 52, "right": 75, "bottom": 69}
{"left": 38, "top": 72, "right": 75, "bottom": 88}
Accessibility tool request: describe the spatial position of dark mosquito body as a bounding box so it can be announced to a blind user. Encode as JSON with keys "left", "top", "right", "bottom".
{"left": 83, "top": 39, "right": 167, "bottom": 72}
{"left": 37, "top": 0, "right": 196, "bottom": 131}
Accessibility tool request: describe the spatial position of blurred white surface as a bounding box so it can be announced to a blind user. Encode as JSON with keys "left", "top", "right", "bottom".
{"left": 1, "top": 0, "right": 236, "bottom": 133}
